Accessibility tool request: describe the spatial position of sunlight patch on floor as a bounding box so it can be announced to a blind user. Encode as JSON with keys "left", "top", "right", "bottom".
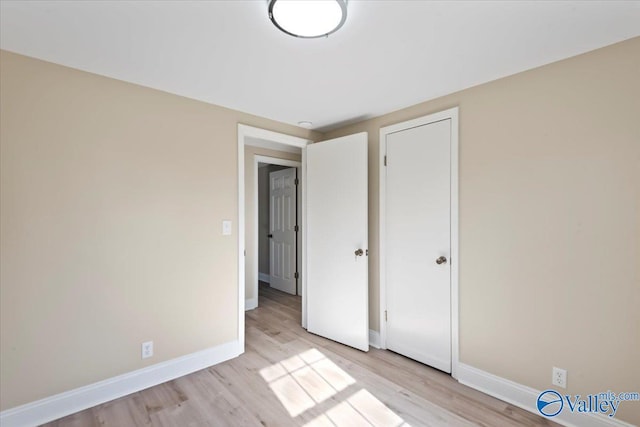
{"left": 260, "top": 348, "right": 409, "bottom": 426}
{"left": 259, "top": 348, "right": 355, "bottom": 416}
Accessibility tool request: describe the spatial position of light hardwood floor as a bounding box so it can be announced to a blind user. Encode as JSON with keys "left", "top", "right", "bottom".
{"left": 44, "top": 283, "right": 557, "bottom": 426}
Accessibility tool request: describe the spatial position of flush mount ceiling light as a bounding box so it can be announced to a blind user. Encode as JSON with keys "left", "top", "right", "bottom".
{"left": 268, "top": 0, "right": 348, "bottom": 39}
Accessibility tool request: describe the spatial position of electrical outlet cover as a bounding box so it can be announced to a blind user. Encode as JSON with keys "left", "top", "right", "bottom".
{"left": 142, "top": 341, "right": 153, "bottom": 359}
{"left": 552, "top": 367, "right": 567, "bottom": 388}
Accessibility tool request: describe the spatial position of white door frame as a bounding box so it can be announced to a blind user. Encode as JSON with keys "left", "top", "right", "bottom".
{"left": 237, "top": 124, "right": 311, "bottom": 351}
{"left": 253, "top": 156, "right": 302, "bottom": 304}
{"left": 378, "top": 107, "right": 460, "bottom": 378}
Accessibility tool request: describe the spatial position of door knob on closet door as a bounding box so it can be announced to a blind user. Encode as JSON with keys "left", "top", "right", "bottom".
{"left": 436, "top": 256, "right": 447, "bottom": 265}
{"left": 354, "top": 249, "right": 364, "bottom": 257}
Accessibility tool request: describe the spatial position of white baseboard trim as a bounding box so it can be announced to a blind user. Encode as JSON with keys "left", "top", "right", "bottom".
{"left": 457, "top": 363, "right": 635, "bottom": 427}
{"left": 0, "top": 340, "right": 242, "bottom": 427}
{"left": 245, "top": 297, "right": 258, "bottom": 311}
{"left": 369, "top": 329, "right": 381, "bottom": 349}
{"left": 258, "top": 272, "right": 270, "bottom": 283}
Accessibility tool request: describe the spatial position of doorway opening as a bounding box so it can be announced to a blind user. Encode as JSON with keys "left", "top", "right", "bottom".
{"left": 254, "top": 157, "right": 302, "bottom": 302}
{"left": 237, "top": 124, "right": 311, "bottom": 351}
{"left": 238, "top": 125, "right": 370, "bottom": 354}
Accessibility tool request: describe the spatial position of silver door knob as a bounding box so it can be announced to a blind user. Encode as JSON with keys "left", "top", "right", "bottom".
{"left": 354, "top": 249, "right": 364, "bottom": 257}
{"left": 436, "top": 256, "right": 447, "bottom": 265}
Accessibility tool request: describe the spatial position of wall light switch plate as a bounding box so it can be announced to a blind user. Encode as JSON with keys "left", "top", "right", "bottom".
{"left": 222, "top": 220, "right": 232, "bottom": 236}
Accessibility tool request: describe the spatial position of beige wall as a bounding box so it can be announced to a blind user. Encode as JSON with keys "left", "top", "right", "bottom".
{"left": 324, "top": 37, "right": 640, "bottom": 424}
{"left": 0, "top": 50, "right": 318, "bottom": 411}
{"left": 244, "top": 148, "right": 302, "bottom": 302}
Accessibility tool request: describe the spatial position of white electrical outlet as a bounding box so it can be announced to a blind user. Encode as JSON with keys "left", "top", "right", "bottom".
{"left": 552, "top": 367, "right": 567, "bottom": 388}
{"left": 142, "top": 341, "right": 153, "bottom": 359}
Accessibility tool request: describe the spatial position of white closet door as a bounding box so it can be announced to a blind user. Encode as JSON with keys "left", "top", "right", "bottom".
{"left": 386, "top": 120, "right": 451, "bottom": 372}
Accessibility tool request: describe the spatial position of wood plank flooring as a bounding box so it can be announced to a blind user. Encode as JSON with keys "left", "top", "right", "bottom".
{"left": 44, "top": 283, "right": 557, "bottom": 426}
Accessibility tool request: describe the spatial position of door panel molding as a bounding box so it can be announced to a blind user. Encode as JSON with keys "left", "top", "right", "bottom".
{"left": 379, "top": 107, "right": 459, "bottom": 378}
{"left": 269, "top": 167, "right": 297, "bottom": 294}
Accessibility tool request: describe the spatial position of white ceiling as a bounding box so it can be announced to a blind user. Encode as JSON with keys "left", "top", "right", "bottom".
{"left": 2, "top": 1, "right": 639, "bottom": 132}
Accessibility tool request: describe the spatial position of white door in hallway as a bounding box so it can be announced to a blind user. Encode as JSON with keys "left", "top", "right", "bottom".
{"left": 385, "top": 119, "right": 452, "bottom": 372}
{"left": 269, "top": 167, "right": 297, "bottom": 295}
{"left": 306, "top": 132, "right": 369, "bottom": 352}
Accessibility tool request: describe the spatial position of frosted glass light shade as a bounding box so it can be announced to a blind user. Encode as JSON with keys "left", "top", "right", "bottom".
{"left": 268, "top": 0, "right": 347, "bottom": 38}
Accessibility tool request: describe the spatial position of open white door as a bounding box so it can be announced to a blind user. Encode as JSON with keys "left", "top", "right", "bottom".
{"left": 269, "top": 167, "right": 297, "bottom": 295}
{"left": 306, "top": 132, "right": 369, "bottom": 352}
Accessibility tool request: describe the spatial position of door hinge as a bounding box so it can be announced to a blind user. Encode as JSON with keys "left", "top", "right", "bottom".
{"left": 294, "top": 272, "right": 299, "bottom": 279}
{"left": 384, "top": 155, "right": 387, "bottom": 166}
{"left": 385, "top": 310, "right": 388, "bottom": 322}
{"left": 294, "top": 178, "right": 299, "bottom": 186}
{"left": 294, "top": 225, "right": 299, "bottom": 232}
